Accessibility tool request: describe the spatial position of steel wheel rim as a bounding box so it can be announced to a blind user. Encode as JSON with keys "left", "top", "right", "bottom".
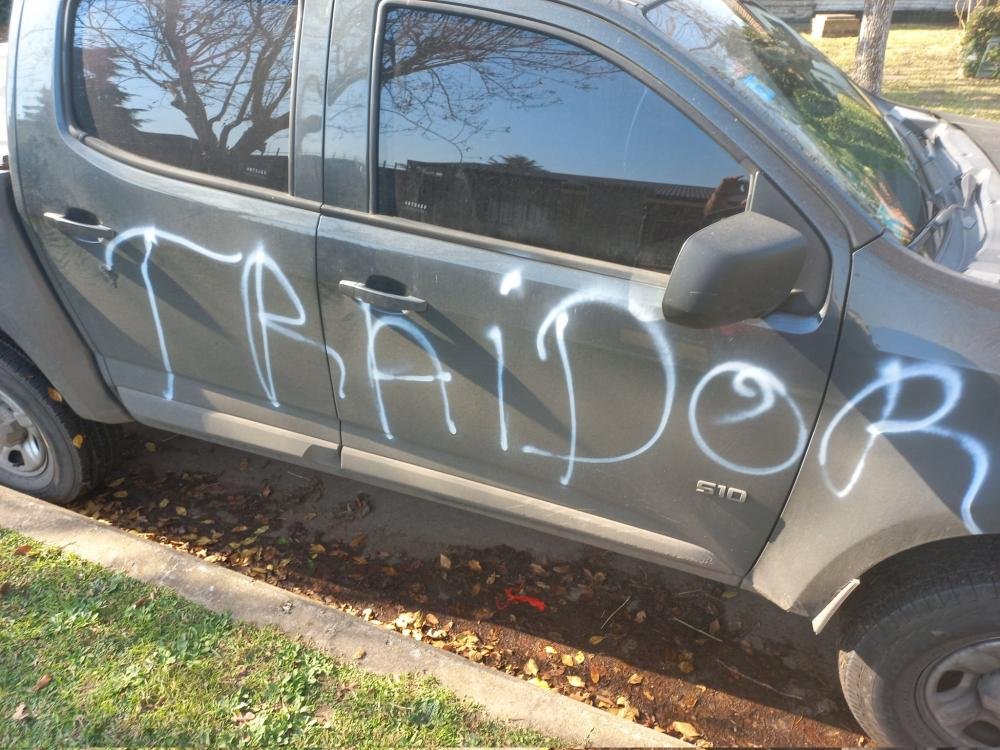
{"left": 0, "top": 387, "right": 49, "bottom": 478}
{"left": 919, "top": 638, "right": 1000, "bottom": 747}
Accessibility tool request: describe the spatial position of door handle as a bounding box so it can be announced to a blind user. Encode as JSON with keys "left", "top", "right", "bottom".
{"left": 44, "top": 212, "right": 117, "bottom": 244}
{"left": 339, "top": 280, "right": 428, "bottom": 313}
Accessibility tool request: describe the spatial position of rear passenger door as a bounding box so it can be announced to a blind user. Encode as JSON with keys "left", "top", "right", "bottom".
{"left": 15, "top": 0, "right": 342, "bottom": 452}
{"left": 316, "top": 1, "right": 843, "bottom": 580}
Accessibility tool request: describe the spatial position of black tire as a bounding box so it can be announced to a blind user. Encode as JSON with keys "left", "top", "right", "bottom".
{"left": 0, "top": 337, "right": 123, "bottom": 504}
{"left": 838, "top": 538, "right": 1000, "bottom": 746}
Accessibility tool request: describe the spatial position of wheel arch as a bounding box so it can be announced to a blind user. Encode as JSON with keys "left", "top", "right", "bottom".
{"left": 0, "top": 171, "right": 130, "bottom": 424}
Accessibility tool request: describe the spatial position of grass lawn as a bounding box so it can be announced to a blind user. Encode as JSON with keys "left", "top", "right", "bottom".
{"left": 0, "top": 529, "right": 548, "bottom": 748}
{"left": 813, "top": 24, "right": 1000, "bottom": 121}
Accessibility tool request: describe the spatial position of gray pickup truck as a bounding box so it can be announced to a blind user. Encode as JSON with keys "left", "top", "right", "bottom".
{"left": 1, "top": 0, "right": 998, "bottom": 743}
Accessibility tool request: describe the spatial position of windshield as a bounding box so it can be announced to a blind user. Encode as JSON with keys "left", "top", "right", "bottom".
{"left": 645, "top": 0, "right": 927, "bottom": 244}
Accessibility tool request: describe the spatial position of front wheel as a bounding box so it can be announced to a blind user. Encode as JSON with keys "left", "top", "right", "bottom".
{"left": 0, "top": 338, "right": 122, "bottom": 504}
{"left": 838, "top": 540, "right": 1000, "bottom": 746}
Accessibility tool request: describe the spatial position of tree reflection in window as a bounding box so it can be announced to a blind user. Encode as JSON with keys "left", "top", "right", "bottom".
{"left": 376, "top": 7, "right": 749, "bottom": 273}
{"left": 72, "top": 0, "right": 297, "bottom": 191}
{"left": 646, "top": 0, "right": 926, "bottom": 243}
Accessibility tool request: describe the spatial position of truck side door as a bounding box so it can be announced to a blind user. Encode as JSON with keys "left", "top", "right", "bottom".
{"left": 315, "top": 0, "right": 848, "bottom": 581}
{"left": 12, "top": 0, "right": 342, "bottom": 457}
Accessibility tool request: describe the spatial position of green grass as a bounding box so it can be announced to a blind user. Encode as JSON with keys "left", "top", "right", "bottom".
{"left": 812, "top": 24, "right": 1000, "bottom": 121}
{"left": 0, "top": 529, "right": 549, "bottom": 748}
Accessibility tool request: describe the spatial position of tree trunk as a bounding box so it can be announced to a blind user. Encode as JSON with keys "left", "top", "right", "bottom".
{"left": 853, "top": 0, "right": 896, "bottom": 94}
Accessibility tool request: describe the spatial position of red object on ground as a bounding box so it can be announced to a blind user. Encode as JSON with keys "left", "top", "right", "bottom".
{"left": 496, "top": 587, "right": 546, "bottom": 612}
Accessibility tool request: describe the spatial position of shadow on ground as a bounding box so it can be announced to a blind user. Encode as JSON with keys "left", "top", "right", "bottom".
{"left": 70, "top": 426, "right": 869, "bottom": 747}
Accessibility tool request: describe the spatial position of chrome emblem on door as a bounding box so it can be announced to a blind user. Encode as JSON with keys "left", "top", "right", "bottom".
{"left": 696, "top": 480, "right": 748, "bottom": 504}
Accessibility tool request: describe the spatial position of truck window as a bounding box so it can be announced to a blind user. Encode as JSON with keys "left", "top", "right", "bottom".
{"left": 70, "top": 0, "right": 299, "bottom": 193}
{"left": 374, "top": 6, "right": 750, "bottom": 274}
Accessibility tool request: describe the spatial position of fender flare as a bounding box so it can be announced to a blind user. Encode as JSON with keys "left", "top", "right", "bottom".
{"left": 0, "top": 171, "right": 130, "bottom": 423}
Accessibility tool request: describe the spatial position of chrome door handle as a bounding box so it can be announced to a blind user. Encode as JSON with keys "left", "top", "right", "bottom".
{"left": 44, "top": 212, "right": 117, "bottom": 244}
{"left": 339, "top": 280, "right": 428, "bottom": 313}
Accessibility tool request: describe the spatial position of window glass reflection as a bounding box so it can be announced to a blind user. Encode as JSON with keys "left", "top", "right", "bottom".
{"left": 376, "top": 7, "right": 749, "bottom": 273}
{"left": 72, "top": 0, "right": 298, "bottom": 191}
{"left": 646, "top": 0, "right": 926, "bottom": 243}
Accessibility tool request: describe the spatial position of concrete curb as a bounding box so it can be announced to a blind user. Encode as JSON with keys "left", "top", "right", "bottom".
{"left": 0, "top": 490, "right": 688, "bottom": 748}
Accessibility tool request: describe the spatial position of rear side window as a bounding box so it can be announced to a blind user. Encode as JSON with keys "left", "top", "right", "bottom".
{"left": 375, "top": 7, "right": 750, "bottom": 273}
{"left": 70, "top": 0, "right": 298, "bottom": 192}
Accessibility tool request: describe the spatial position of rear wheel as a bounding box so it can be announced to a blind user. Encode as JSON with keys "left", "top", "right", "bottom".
{"left": 0, "top": 338, "right": 122, "bottom": 504}
{"left": 838, "top": 539, "right": 1000, "bottom": 746}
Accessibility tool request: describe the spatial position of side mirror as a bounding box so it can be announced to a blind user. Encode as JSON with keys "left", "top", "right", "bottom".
{"left": 662, "top": 212, "right": 807, "bottom": 329}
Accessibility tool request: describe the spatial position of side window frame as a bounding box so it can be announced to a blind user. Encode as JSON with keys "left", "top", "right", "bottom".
{"left": 363, "top": 0, "right": 760, "bottom": 283}
{"left": 59, "top": 0, "right": 308, "bottom": 200}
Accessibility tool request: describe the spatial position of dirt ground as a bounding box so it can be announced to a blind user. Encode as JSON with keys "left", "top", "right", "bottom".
{"left": 69, "top": 426, "right": 870, "bottom": 747}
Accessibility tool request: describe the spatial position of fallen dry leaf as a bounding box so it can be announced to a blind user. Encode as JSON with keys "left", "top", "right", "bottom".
{"left": 524, "top": 658, "right": 539, "bottom": 676}
{"left": 590, "top": 664, "right": 601, "bottom": 684}
{"left": 439, "top": 553, "right": 452, "bottom": 570}
{"left": 175, "top": 506, "right": 187, "bottom": 517}
{"left": 588, "top": 635, "right": 605, "bottom": 645}
{"left": 722, "top": 590, "right": 738, "bottom": 599}
{"left": 679, "top": 660, "right": 695, "bottom": 674}
{"left": 233, "top": 710, "right": 256, "bottom": 726}
{"left": 352, "top": 649, "right": 366, "bottom": 661}
{"left": 566, "top": 675, "right": 586, "bottom": 688}
{"left": 628, "top": 673, "right": 644, "bottom": 685}
{"left": 467, "top": 559, "right": 482, "bottom": 573}
{"left": 561, "top": 654, "right": 575, "bottom": 667}
{"left": 528, "top": 677, "right": 550, "bottom": 690}
{"left": 72, "top": 434, "right": 84, "bottom": 449}
{"left": 13, "top": 545, "right": 32, "bottom": 556}
{"left": 47, "top": 387, "right": 64, "bottom": 403}
{"left": 145, "top": 442, "right": 157, "bottom": 453}
{"left": 11, "top": 703, "right": 30, "bottom": 722}
{"left": 108, "top": 478, "right": 125, "bottom": 488}
{"left": 669, "top": 720, "right": 702, "bottom": 741}
{"left": 32, "top": 675, "right": 52, "bottom": 692}
{"left": 635, "top": 609, "right": 647, "bottom": 624}
{"left": 158, "top": 498, "right": 170, "bottom": 508}
{"left": 113, "top": 491, "right": 128, "bottom": 500}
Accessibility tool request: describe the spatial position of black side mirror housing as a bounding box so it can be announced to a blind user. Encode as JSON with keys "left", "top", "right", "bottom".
{"left": 662, "top": 212, "right": 808, "bottom": 329}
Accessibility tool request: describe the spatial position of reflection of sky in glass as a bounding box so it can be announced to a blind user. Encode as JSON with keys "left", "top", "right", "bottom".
{"left": 378, "top": 12, "right": 744, "bottom": 190}
{"left": 75, "top": 0, "right": 295, "bottom": 156}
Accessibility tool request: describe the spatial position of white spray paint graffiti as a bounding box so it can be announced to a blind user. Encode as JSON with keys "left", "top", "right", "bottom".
{"left": 487, "top": 272, "right": 523, "bottom": 452}
{"left": 499, "top": 270, "right": 523, "bottom": 296}
{"left": 105, "top": 228, "right": 244, "bottom": 401}
{"left": 105, "top": 228, "right": 347, "bottom": 406}
{"left": 362, "top": 302, "right": 457, "bottom": 441}
{"left": 241, "top": 248, "right": 306, "bottom": 408}
{"left": 522, "top": 291, "right": 677, "bottom": 486}
{"left": 818, "top": 360, "right": 988, "bottom": 533}
{"left": 240, "top": 249, "right": 348, "bottom": 406}
{"left": 486, "top": 326, "right": 509, "bottom": 452}
{"left": 689, "top": 362, "right": 809, "bottom": 476}
{"left": 103, "top": 232, "right": 990, "bottom": 527}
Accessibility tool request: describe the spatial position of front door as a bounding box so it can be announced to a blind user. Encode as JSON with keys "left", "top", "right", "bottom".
{"left": 15, "top": 0, "right": 340, "bottom": 447}
{"left": 316, "top": 0, "right": 844, "bottom": 578}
